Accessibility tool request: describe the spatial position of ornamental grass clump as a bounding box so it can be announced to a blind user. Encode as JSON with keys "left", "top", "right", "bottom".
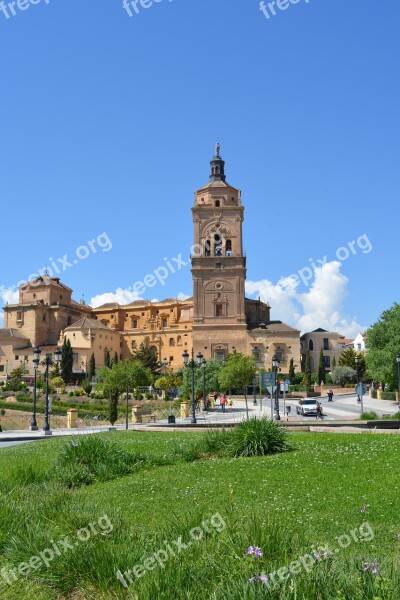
{"left": 228, "top": 416, "right": 291, "bottom": 458}
{"left": 56, "top": 435, "right": 144, "bottom": 487}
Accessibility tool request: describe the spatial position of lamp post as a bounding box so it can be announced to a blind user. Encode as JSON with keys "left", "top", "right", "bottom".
{"left": 355, "top": 355, "right": 360, "bottom": 403}
{"left": 43, "top": 347, "right": 62, "bottom": 434}
{"left": 182, "top": 349, "right": 203, "bottom": 424}
{"left": 396, "top": 355, "right": 400, "bottom": 401}
{"left": 355, "top": 355, "right": 364, "bottom": 414}
{"left": 160, "top": 356, "right": 175, "bottom": 425}
{"left": 30, "top": 347, "right": 41, "bottom": 431}
{"left": 201, "top": 358, "right": 207, "bottom": 411}
{"left": 252, "top": 347, "right": 258, "bottom": 405}
{"left": 272, "top": 354, "right": 280, "bottom": 420}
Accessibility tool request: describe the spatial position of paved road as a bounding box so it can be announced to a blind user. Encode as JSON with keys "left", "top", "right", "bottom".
{"left": 0, "top": 440, "right": 39, "bottom": 449}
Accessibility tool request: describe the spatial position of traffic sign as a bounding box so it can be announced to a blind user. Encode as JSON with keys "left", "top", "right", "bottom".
{"left": 355, "top": 383, "right": 367, "bottom": 396}
{"left": 285, "top": 379, "right": 291, "bottom": 385}
{"left": 261, "top": 372, "right": 274, "bottom": 386}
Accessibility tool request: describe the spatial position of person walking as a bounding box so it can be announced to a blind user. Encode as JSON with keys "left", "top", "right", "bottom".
{"left": 327, "top": 389, "right": 334, "bottom": 402}
{"left": 228, "top": 396, "right": 233, "bottom": 411}
{"left": 316, "top": 401, "right": 323, "bottom": 420}
{"left": 220, "top": 393, "right": 227, "bottom": 413}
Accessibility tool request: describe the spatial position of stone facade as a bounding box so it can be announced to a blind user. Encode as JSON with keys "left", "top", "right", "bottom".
{"left": 59, "top": 317, "right": 121, "bottom": 376}
{"left": 300, "top": 328, "right": 343, "bottom": 372}
{"left": 90, "top": 146, "right": 301, "bottom": 373}
{"left": 0, "top": 276, "right": 91, "bottom": 377}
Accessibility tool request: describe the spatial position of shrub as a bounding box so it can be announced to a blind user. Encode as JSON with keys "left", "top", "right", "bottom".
{"left": 382, "top": 391, "right": 397, "bottom": 401}
{"left": 56, "top": 435, "right": 144, "bottom": 486}
{"left": 360, "top": 411, "right": 378, "bottom": 420}
{"left": 182, "top": 429, "right": 231, "bottom": 461}
{"left": 331, "top": 366, "right": 356, "bottom": 387}
{"left": 16, "top": 392, "right": 32, "bottom": 402}
{"left": 228, "top": 417, "right": 291, "bottom": 458}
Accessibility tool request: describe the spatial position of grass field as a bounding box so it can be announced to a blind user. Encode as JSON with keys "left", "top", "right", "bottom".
{"left": 0, "top": 430, "right": 399, "bottom": 599}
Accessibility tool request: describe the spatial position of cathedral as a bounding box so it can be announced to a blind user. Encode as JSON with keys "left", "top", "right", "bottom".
{"left": 0, "top": 146, "right": 301, "bottom": 378}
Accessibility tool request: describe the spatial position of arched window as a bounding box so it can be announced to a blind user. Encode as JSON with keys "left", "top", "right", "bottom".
{"left": 308, "top": 339, "right": 314, "bottom": 351}
{"left": 226, "top": 240, "right": 232, "bottom": 256}
{"left": 215, "top": 200, "right": 220, "bottom": 207}
{"left": 204, "top": 239, "right": 211, "bottom": 257}
{"left": 214, "top": 233, "right": 222, "bottom": 256}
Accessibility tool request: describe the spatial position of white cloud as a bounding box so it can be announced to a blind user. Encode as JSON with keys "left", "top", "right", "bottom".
{"left": 246, "top": 261, "right": 366, "bottom": 337}
{"left": 176, "top": 292, "right": 190, "bottom": 301}
{"left": 90, "top": 288, "right": 142, "bottom": 308}
{"left": 0, "top": 286, "right": 19, "bottom": 327}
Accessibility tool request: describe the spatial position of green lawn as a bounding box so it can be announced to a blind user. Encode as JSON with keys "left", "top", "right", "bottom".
{"left": 0, "top": 431, "right": 399, "bottom": 599}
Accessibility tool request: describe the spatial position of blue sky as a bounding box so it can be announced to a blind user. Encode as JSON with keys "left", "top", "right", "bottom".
{"left": 0, "top": 0, "right": 399, "bottom": 336}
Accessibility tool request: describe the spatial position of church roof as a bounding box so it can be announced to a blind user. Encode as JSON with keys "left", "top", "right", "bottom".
{"left": 20, "top": 276, "right": 73, "bottom": 292}
{"left": 0, "top": 328, "right": 29, "bottom": 339}
{"left": 64, "top": 317, "right": 113, "bottom": 332}
{"left": 94, "top": 302, "right": 121, "bottom": 310}
{"left": 250, "top": 321, "right": 300, "bottom": 334}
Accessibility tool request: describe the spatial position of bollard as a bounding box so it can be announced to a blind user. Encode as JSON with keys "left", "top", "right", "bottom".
{"left": 67, "top": 408, "right": 78, "bottom": 429}
{"left": 180, "top": 402, "right": 190, "bottom": 418}
{"left": 132, "top": 406, "right": 143, "bottom": 424}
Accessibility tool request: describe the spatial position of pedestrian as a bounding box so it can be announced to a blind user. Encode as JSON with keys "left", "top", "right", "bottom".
{"left": 228, "top": 396, "right": 233, "bottom": 411}
{"left": 327, "top": 389, "right": 334, "bottom": 402}
{"left": 316, "top": 401, "right": 322, "bottom": 420}
{"left": 220, "top": 393, "right": 227, "bottom": 413}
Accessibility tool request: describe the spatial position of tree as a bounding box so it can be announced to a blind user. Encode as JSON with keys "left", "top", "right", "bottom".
{"left": 366, "top": 304, "right": 400, "bottom": 389}
{"left": 110, "top": 351, "right": 119, "bottom": 367}
{"left": 131, "top": 343, "right": 160, "bottom": 376}
{"left": 331, "top": 366, "right": 356, "bottom": 387}
{"left": 7, "top": 366, "right": 26, "bottom": 391}
{"left": 179, "top": 359, "right": 223, "bottom": 401}
{"left": 81, "top": 378, "right": 92, "bottom": 395}
{"left": 102, "top": 360, "right": 152, "bottom": 425}
{"left": 317, "top": 349, "right": 326, "bottom": 385}
{"left": 302, "top": 351, "right": 312, "bottom": 391}
{"left": 88, "top": 353, "right": 96, "bottom": 380}
{"left": 61, "top": 338, "right": 73, "bottom": 384}
{"left": 219, "top": 353, "right": 256, "bottom": 419}
{"left": 104, "top": 349, "right": 111, "bottom": 369}
{"left": 339, "top": 348, "right": 366, "bottom": 378}
{"left": 288, "top": 358, "right": 296, "bottom": 383}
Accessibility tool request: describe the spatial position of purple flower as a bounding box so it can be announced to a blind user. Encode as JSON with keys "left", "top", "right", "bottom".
{"left": 246, "top": 546, "right": 263, "bottom": 558}
{"left": 363, "top": 559, "right": 380, "bottom": 575}
{"left": 93, "top": 416, "right": 98, "bottom": 420}
{"left": 72, "top": 442, "right": 79, "bottom": 448}
{"left": 361, "top": 504, "right": 370, "bottom": 513}
{"left": 249, "top": 574, "right": 268, "bottom": 584}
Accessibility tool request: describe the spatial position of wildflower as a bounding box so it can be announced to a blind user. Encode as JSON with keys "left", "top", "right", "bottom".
{"left": 363, "top": 559, "right": 380, "bottom": 575}
{"left": 72, "top": 442, "right": 79, "bottom": 448}
{"left": 93, "top": 416, "right": 98, "bottom": 420}
{"left": 246, "top": 546, "right": 263, "bottom": 557}
{"left": 361, "top": 504, "right": 370, "bottom": 513}
{"left": 249, "top": 574, "right": 269, "bottom": 584}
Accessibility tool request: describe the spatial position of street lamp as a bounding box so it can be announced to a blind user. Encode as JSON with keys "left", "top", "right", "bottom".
{"left": 272, "top": 354, "right": 280, "bottom": 420}
{"left": 252, "top": 347, "right": 259, "bottom": 405}
{"left": 42, "top": 347, "right": 62, "bottom": 434}
{"left": 355, "top": 355, "right": 360, "bottom": 402}
{"left": 201, "top": 358, "right": 207, "bottom": 411}
{"left": 30, "top": 347, "right": 41, "bottom": 431}
{"left": 182, "top": 349, "right": 203, "bottom": 424}
{"left": 160, "top": 356, "right": 175, "bottom": 425}
{"left": 396, "top": 355, "right": 400, "bottom": 400}
{"left": 355, "top": 355, "right": 364, "bottom": 414}
{"left": 252, "top": 373, "right": 258, "bottom": 405}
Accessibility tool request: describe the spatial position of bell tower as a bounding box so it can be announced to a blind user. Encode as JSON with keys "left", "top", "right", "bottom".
{"left": 191, "top": 144, "right": 248, "bottom": 360}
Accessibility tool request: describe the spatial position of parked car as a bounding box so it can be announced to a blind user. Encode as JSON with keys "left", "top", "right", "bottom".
{"left": 296, "top": 398, "right": 318, "bottom": 416}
